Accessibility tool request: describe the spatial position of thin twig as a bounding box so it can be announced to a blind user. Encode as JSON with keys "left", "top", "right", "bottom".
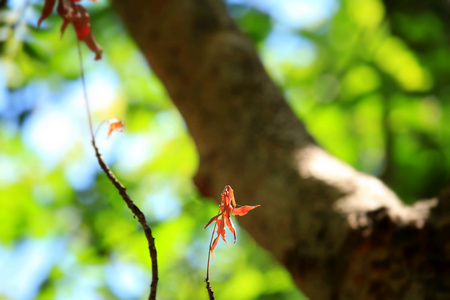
{"left": 77, "top": 41, "right": 158, "bottom": 300}
{"left": 91, "top": 140, "right": 158, "bottom": 299}
{"left": 205, "top": 209, "right": 220, "bottom": 300}
{"left": 77, "top": 42, "right": 94, "bottom": 140}
{"left": 206, "top": 220, "right": 217, "bottom": 280}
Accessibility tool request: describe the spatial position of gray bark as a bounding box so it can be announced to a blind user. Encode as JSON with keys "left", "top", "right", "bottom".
{"left": 110, "top": 0, "right": 449, "bottom": 298}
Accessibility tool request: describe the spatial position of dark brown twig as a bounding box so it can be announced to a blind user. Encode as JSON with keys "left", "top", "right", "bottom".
{"left": 91, "top": 140, "right": 158, "bottom": 300}
{"left": 77, "top": 41, "right": 158, "bottom": 300}
{"left": 205, "top": 278, "right": 215, "bottom": 300}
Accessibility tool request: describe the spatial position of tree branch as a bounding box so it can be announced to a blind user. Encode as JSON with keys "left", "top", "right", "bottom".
{"left": 91, "top": 140, "right": 158, "bottom": 300}
{"left": 77, "top": 39, "right": 158, "bottom": 300}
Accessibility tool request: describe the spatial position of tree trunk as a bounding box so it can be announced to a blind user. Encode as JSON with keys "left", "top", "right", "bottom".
{"left": 110, "top": 0, "right": 449, "bottom": 298}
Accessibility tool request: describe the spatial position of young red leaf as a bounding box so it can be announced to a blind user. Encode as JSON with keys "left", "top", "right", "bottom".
{"left": 231, "top": 205, "right": 260, "bottom": 216}
{"left": 107, "top": 118, "right": 124, "bottom": 137}
{"left": 210, "top": 235, "right": 219, "bottom": 259}
{"left": 224, "top": 213, "right": 236, "bottom": 243}
{"left": 204, "top": 185, "right": 260, "bottom": 258}
{"left": 203, "top": 212, "right": 223, "bottom": 230}
{"left": 217, "top": 218, "right": 228, "bottom": 246}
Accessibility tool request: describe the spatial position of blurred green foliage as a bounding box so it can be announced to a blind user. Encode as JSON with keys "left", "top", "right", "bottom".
{"left": 271, "top": 0, "right": 450, "bottom": 202}
{"left": 0, "top": 0, "right": 449, "bottom": 299}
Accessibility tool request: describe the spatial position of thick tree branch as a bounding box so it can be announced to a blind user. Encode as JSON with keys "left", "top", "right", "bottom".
{"left": 111, "top": 0, "right": 449, "bottom": 298}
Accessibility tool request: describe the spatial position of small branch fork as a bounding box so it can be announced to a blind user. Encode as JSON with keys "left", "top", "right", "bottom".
{"left": 77, "top": 42, "right": 158, "bottom": 300}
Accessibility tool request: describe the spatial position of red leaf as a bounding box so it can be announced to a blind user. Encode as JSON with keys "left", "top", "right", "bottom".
{"left": 217, "top": 218, "right": 228, "bottom": 246}
{"left": 224, "top": 213, "right": 236, "bottom": 243}
{"left": 38, "top": 0, "right": 57, "bottom": 28}
{"left": 231, "top": 205, "right": 260, "bottom": 216}
{"left": 203, "top": 212, "right": 223, "bottom": 230}
{"left": 107, "top": 118, "right": 124, "bottom": 137}
{"left": 38, "top": 0, "right": 103, "bottom": 60}
{"left": 210, "top": 236, "right": 219, "bottom": 259}
{"left": 203, "top": 185, "right": 260, "bottom": 258}
{"left": 84, "top": 30, "right": 103, "bottom": 60}
{"left": 57, "top": 0, "right": 90, "bottom": 40}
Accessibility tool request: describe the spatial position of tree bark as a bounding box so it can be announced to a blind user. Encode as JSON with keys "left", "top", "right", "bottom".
{"left": 110, "top": 0, "right": 449, "bottom": 298}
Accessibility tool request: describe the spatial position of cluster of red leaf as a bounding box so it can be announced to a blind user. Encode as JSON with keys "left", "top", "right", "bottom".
{"left": 203, "top": 185, "right": 260, "bottom": 258}
{"left": 38, "top": 0, "right": 103, "bottom": 60}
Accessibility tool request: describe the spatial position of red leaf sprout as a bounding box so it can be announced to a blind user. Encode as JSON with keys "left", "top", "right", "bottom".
{"left": 107, "top": 118, "right": 125, "bottom": 137}
{"left": 203, "top": 185, "right": 260, "bottom": 258}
